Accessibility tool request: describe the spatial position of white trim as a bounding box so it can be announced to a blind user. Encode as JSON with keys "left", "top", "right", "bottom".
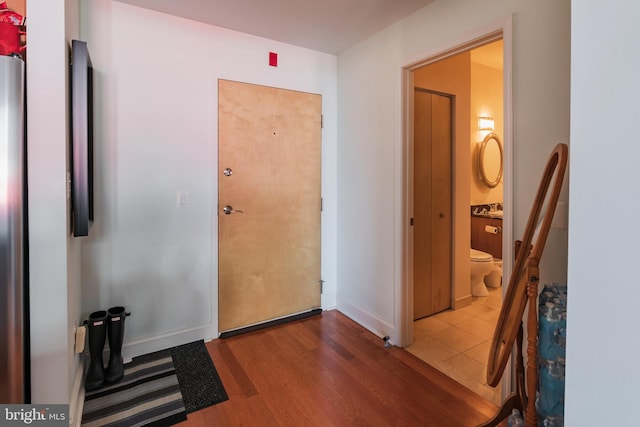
{"left": 501, "top": 18, "right": 514, "bottom": 327}
{"left": 500, "top": 14, "right": 514, "bottom": 403}
{"left": 321, "top": 291, "right": 337, "bottom": 310}
{"left": 336, "top": 299, "right": 396, "bottom": 345}
{"left": 396, "top": 15, "right": 514, "bottom": 398}
{"left": 122, "top": 323, "right": 212, "bottom": 361}
{"left": 210, "top": 74, "right": 220, "bottom": 342}
{"left": 69, "top": 356, "right": 86, "bottom": 427}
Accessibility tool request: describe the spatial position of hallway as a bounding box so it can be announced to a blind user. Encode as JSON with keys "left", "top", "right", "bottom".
{"left": 407, "top": 287, "right": 502, "bottom": 405}
{"left": 179, "top": 310, "right": 501, "bottom": 426}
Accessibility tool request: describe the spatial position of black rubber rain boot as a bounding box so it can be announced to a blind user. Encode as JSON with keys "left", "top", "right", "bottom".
{"left": 84, "top": 310, "right": 108, "bottom": 391}
{"left": 104, "top": 306, "right": 130, "bottom": 384}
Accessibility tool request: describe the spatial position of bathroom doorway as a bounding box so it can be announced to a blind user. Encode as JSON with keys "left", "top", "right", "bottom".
{"left": 400, "top": 25, "right": 512, "bottom": 405}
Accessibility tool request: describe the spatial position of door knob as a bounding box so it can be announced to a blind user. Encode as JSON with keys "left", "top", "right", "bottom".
{"left": 223, "top": 205, "right": 244, "bottom": 215}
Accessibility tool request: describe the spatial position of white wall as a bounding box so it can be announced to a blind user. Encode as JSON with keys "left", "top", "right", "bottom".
{"left": 470, "top": 61, "right": 503, "bottom": 206}
{"left": 80, "top": 1, "right": 338, "bottom": 358}
{"left": 565, "top": 1, "right": 640, "bottom": 425}
{"left": 27, "top": 0, "right": 84, "bottom": 407}
{"left": 336, "top": 0, "right": 570, "bottom": 343}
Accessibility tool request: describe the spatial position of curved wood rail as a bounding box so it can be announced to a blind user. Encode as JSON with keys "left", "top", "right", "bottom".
{"left": 479, "top": 143, "right": 568, "bottom": 427}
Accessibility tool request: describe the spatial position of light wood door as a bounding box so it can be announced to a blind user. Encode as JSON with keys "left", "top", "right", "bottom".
{"left": 413, "top": 89, "right": 453, "bottom": 320}
{"left": 218, "top": 80, "right": 322, "bottom": 332}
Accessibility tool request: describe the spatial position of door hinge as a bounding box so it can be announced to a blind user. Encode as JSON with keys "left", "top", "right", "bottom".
{"left": 321, "top": 114, "right": 324, "bottom": 129}
{"left": 410, "top": 217, "right": 414, "bottom": 226}
{"left": 319, "top": 279, "right": 325, "bottom": 293}
{"left": 321, "top": 197, "right": 323, "bottom": 212}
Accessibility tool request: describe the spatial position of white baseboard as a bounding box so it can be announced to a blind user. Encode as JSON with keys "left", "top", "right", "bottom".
{"left": 321, "top": 291, "right": 337, "bottom": 310}
{"left": 122, "top": 323, "right": 212, "bottom": 362}
{"left": 335, "top": 298, "right": 396, "bottom": 345}
{"left": 69, "top": 355, "right": 86, "bottom": 427}
{"left": 121, "top": 302, "right": 342, "bottom": 361}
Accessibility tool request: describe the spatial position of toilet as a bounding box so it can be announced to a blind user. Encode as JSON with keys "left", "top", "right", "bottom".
{"left": 485, "top": 258, "right": 502, "bottom": 288}
{"left": 470, "top": 248, "right": 494, "bottom": 296}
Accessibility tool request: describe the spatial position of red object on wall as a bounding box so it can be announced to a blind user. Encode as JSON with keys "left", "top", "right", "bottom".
{"left": 269, "top": 52, "right": 278, "bottom": 67}
{"left": 0, "top": 22, "right": 25, "bottom": 56}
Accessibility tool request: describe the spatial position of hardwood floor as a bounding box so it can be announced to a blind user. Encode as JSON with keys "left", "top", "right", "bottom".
{"left": 178, "top": 310, "right": 503, "bottom": 426}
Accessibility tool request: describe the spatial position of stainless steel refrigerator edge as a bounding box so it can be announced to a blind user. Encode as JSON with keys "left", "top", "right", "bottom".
{"left": 0, "top": 54, "right": 27, "bottom": 404}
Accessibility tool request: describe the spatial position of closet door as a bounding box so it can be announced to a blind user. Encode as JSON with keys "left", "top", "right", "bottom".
{"left": 413, "top": 89, "right": 453, "bottom": 319}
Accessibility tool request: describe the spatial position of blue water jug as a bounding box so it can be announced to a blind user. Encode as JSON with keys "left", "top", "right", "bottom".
{"left": 539, "top": 302, "right": 560, "bottom": 362}
{"left": 538, "top": 360, "right": 565, "bottom": 417}
{"left": 507, "top": 408, "right": 524, "bottom": 427}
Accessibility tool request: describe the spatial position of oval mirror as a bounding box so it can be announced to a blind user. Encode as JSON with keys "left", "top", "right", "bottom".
{"left": 479, "top": 132, "right": 503, "bottom": 188}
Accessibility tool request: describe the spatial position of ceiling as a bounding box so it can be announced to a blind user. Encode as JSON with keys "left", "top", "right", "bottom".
{"left": 114, "top": 0, "right": 435, "bottom": 55}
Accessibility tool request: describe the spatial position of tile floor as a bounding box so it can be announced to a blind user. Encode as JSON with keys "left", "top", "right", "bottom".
{"left": 406, "top": 286, "right": 503, "bottom": 405}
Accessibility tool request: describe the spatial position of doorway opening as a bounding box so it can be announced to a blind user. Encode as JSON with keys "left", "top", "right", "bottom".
{"left": 399, "top": 21, "right": 513, "bottom": 405}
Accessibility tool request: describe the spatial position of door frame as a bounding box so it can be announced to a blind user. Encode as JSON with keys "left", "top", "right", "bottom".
{"left": 397, "top": 16, "right": 514, "bottom": 395}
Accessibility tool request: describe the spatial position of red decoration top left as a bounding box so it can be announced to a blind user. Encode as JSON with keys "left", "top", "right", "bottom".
{"left": 0, "top": 1, "right": 26, "bottom": 58}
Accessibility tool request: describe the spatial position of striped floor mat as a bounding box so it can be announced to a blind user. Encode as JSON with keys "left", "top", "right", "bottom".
{"left": 81, "top": 349, "right": 187, "bottom": 427}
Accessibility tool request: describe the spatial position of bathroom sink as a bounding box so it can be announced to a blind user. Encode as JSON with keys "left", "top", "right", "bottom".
{"left": 473, "top": 211, "right": 503, "bottom": 218}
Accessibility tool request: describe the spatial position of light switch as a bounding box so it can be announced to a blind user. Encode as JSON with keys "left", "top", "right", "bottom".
{"left": 176, "top": 191, "right": 189, "bottom": 208}
{"left": 75, "top": 326, "right": 86, "bottom": 354}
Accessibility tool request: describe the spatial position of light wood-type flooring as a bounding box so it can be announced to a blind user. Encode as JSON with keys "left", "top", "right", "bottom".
{"left": 178, "top": 309, "right": 505, "bottom": 426}
{"left": 407, "top": 286, "right": 503, "bottom": 405}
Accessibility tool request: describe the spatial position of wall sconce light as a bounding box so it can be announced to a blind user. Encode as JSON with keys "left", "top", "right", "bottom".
{"left": 478, "top": 116, "right": 495, "bottom": 132}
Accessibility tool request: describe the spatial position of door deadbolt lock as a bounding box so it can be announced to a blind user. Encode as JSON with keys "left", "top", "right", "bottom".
{"left": 223, "top": 205, "right": 244, "bottom": 215}
{"left": 223, "top": 168, "right": 233, "bottom": 176}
